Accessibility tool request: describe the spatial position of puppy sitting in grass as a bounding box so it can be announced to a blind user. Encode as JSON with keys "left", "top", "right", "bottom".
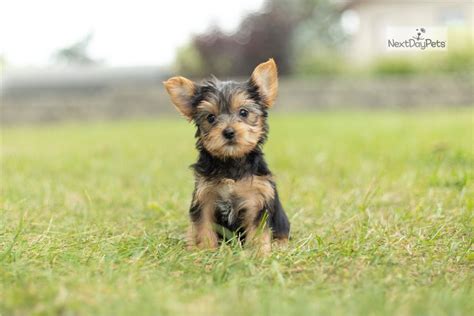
{"left": 164, "top": 59, "right": 290, "bottom": 254}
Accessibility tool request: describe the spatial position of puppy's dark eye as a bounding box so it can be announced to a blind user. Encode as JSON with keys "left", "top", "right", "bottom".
{"left": 239, "top": 108, "right": 249, "bottom": 118}
{"left": 207, "top": 114, "right": 216, "bottom": 124}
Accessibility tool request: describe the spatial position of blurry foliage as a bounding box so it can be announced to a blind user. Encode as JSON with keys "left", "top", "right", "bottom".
{"left": 295, "top": 51, "right": 347, "bottom": 76}
{"left": 439, "top": 28, "right": 474, "bottom": 73}
{"left": 175, "top": 0, "right": 345, "bottom": 77}
{"left": 441, "top": 48, "right": 474, "bottom": 73}
{"left": 372, "top": 53, "right": 474, "bottom": 76}
{"left": 53, "top": 33, "right": 102, "bottom": 66}
{"left": 372, "top": 57, "right": 418, "bottom": 75}
{"left": 292, "top": 0, "right": 347, "bottom": 76}
{"left": 174, "top": 44, "right": 205, "bottom": 77}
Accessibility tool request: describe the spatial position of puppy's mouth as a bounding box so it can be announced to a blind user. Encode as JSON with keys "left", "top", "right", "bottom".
{"left": 224, "top": 138, "right": 237, "bottom": 145}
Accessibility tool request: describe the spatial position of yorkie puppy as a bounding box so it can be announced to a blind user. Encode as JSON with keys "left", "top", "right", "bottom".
{"left": 163, "top": 59, "right": 290, "bottom": 253}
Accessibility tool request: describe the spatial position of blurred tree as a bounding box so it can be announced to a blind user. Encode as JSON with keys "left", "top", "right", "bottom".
{"left": 174, "top": 43, "right": 205, "bottom": 77}
{"left": 53, "top": 33, "right": 101, "bottom": 66}
{"left": 293, "top": 0, "right": 347, "bottom": 76}
{"left": 176, "top": 0, "right": 345, "bottom": 77}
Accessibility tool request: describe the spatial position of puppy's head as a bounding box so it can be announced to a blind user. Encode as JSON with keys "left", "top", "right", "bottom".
{"left": 164, "top": 59, "right": 278, "bottom": 159}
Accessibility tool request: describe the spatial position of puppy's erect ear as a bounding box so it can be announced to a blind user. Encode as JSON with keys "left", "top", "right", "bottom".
{"left": 163, "top": 76, "right": 196, "bottom": 120}
{"left": 251, "top": 58, "right": 278, "bottom": 108}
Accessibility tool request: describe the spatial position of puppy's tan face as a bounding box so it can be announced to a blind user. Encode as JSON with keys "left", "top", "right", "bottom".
{"left": 164, "top": 59, "right": 278, "bottom": 159}
{"left": 195, "top": 90, "right": 264, "bottom": 158}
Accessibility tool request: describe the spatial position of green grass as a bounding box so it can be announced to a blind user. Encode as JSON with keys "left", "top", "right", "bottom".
{"left": 1, "top": 110, "right": 473, "bottom": 315}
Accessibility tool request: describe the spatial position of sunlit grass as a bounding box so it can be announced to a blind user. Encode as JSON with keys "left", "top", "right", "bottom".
{"left": 1, "top": 110, "right": 473, "bottom": 315}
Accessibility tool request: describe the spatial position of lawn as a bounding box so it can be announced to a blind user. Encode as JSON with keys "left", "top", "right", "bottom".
{"left": 1, "top": 110, "right": 473, "bottom": 315}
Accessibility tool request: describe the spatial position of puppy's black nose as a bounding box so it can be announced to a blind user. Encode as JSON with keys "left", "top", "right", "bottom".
{"left": 222, "top": 127, "right": 235, "bottom": 140}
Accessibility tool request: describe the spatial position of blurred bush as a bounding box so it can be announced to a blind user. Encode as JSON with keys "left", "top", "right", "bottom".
{"left": 373, "top": 36, "right": 474, "bottom": 76}
{"left": 174, "top": 44, "right": 205, "bottom": 78}
{"left": 372, "top": 57, "right": 419, "bottom": 75}
{"left": 441, "top": 49, "right": 474, "bottom": 73}
{"left": 295, "top": 51, "right": 347, "bottom": 76}
{"left": 439, "top": 28, "right": 474, "bottom": 73}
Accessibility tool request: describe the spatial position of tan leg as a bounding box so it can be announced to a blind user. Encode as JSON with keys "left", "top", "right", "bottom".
{"left": 188, "top": 204, "right": 218, "bottom": 250}
{"left": 196, "top": 225, "right": 218, "bottom": 249}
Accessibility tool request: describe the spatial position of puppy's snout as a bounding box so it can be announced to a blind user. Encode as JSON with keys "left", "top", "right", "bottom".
{"left": 222, "top": 127, "right": 235, "bottom": 140}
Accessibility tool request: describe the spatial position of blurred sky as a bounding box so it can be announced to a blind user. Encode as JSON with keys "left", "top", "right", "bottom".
{"left": 0, "top": 0, "right": 265, "bottom": 67}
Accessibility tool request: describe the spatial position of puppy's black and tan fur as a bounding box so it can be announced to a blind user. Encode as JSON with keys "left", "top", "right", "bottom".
{"left": 164, "top": 59, "right": 290, "bottom": 253}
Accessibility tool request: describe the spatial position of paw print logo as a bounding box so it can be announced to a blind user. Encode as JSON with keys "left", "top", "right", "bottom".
{"left": 413, "top": 28, "right": 426, "bottom": 40}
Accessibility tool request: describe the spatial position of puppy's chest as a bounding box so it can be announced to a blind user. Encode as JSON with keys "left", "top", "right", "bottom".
{"left": 197, "top": 176, "right": 274, "bottom": 226}
{"left": 214, "top": 180, "right": 240, "bottom": 226}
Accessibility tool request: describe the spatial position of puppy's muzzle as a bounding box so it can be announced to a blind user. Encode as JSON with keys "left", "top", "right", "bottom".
{"left": 222, "top": 127, "right": 235, "bottom": 140}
